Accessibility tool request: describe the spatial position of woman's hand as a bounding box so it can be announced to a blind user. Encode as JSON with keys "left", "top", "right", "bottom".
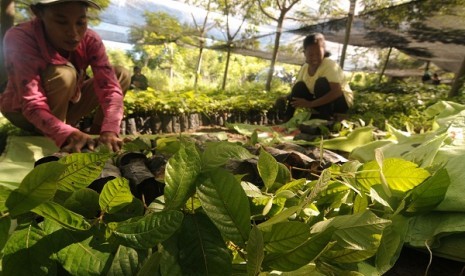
{"left": 61, "top": 130, "right": 96, "bottom": 153}
{"left": 291, "top": 97, "right": 313, "bottom": 108}
{"left": 98, "top": 131, "right": 123, "bottom": 152}
{"left": 61, "top": 131, "right": 123, "bottom": 153}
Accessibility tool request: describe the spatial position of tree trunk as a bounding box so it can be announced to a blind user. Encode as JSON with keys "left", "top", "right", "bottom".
{"left": 221, "top": 45, "right": 232, "bottom": 90}
{"left": 339, "top": 0, "right": 356, "bottom": 69}
{"left": 265, "top": 18, "right": 284, "bottom": 92}
{"left": 194, "top": 45, "right": 204, "bottom": 89}
{"left": 449, "top": 55, "right": 465, "bottom": 98}
{"left": 378, "top": 46, "right": 392, "bottom": 84}
{"left": 167, "top": 43, "right": 174, "bottom": 91}
{"left": 0, "top": 0, "right": 15, "bottom": 86}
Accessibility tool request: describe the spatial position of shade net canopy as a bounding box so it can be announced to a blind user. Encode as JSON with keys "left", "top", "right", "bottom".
{"left": 91, "top": 0, "right": 465, "bottom": 72}
{"left": 287, "top": 0, "right": 465, "bottom": 73}
{"left": 183, "top": 0, "right": 465, "bottom": 72}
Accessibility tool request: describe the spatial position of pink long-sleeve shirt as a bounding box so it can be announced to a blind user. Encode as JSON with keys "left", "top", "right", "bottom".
{"left": 0, "top": 18, "right": 124, "bottom": 147}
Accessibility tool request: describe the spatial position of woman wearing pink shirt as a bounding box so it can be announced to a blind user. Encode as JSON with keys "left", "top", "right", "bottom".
{"left": 0, "top": 0, "right": 130, "bottom": 153}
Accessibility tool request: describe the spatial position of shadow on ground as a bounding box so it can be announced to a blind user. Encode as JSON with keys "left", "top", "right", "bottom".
{"left": 387, "top": 247, "right": 465, "bottom": 276}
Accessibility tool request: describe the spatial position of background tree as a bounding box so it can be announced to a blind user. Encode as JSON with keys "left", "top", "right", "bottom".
{"left": 184, "top": 0, "right": 218, "bottom": 89}
{"left": 339, "top": 0, "right": 356, "bottom": 68}
{"left": 215, "top": 0, "right": 262, "bottom": 90}
{"left": 129, "top": 11, "right": 196, "bottom": 90}
{"left": 256, "top": 0, "right": 303, "bottom": 92}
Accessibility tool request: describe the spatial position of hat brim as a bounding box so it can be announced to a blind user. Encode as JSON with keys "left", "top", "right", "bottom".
{"left": 33, "top": 0, "right": 101, "bottom": 10}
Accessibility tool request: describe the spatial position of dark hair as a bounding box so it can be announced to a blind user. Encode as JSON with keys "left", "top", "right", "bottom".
{"left": 303, "top": 33, "right": 325, "bottom": 49}
{"left": 303, "top": 32, "right": 331, "bottom": 57}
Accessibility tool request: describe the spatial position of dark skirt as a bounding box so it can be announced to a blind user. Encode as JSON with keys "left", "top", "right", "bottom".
{"left": 284, "top": 77, "right": 348, "bottom": 120}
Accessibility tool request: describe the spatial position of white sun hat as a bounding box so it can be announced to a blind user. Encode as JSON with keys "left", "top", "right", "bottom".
{"left": 32, "top": 0, "right": 101, "bottom": 10}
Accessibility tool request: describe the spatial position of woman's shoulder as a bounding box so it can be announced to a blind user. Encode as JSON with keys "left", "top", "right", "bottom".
{"left": 322, "top": 58, "right": 338, "bottom": 66}
{"left": 4, "top": 20, "right": 35, "bottom": 41}
{"left": 80, "top": 29, "right": 106, "bottom": 54}
{"left": 83, "top": 28, "right": 104, "bottom": 43}
{"left": 321, "top": 58, "right": 344, "bottom": 73}
{"left": 4, "top": 20, "right": 46, "bottom": 57}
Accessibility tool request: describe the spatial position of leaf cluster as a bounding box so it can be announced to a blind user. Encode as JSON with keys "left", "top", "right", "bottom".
{"left": 123, "top": 86, "right": 288, "bottom": 116}
{"left": 0, "top": 124, "right": 451, "bottom": 274}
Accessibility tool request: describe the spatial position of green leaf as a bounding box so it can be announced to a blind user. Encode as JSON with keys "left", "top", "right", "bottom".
{"left": 177, "top": 213, "right": 232, "bottom": 275}
{"left": 314, "top": 211, "right": 391, "bottom": 263}
{"left": 227, "top": 123, "right": 273, "bottom": 137}
{"left": 350, "top": 140, "right": 394, "bottom": 163}
{"left": 58, "top": 152, "right": 112, "bottom": 192}
{"left": 369, "top": 187, "right": 392, "bottom": 210}
{"left": 252, "top": 196, "right": 287, "bottom": 218}
{"left": 357, "top": 158, "right": 430, "bottom": 194}
{"left": 201, "top": 141, "right": 255, "bottom": 170}
{"left": 196, "top": 169, "right": 251, "bottom": 246}
{"left": 275, "top": 162, "right": 292, "bottom": 187}
{"left": 316, "top": 181, "right": 350, "bottom": 207}
{"left": 3, "top": 224, "right": 56, "bottom": 276}
{"left": 262, "top": 196, "right": 274, "bottom": 216}
{"left": 375, "top": 148, "right": 392, "bottom": 197}
{"left": 435, "top": 147, "right": 465, "bottom": 211}
{"left": 424, "top": 100, "right": 465, "bottom": 119}
{"left": 375, "top": 215, "right": 410, "bottom": 274}
{"left": 266, "top": 264, "right": 322, "bottom": 275}
{"left": 261, "top": 221, "right": 311, "bottom": 253}
{"left": 155, "top": 136, "right": 181, "bottom": 155}
{"left": 275, "top": 190, "right": 296, "bottom": 199}
{"left": 6, "top": 161, "right": 67, "bottom": 217}
{"left": 33, "top": 201, "right": 91, "bottom": 231}
{"left": 263, "top": 229, "right": 334, "bottom": 272}
{"left": 241, "top": 181, "right": 264, "bottom": 197}
{"left": 405, "top": 212, "right": 465, "bottom": 249}
{"left": 99, "top": 177, "right": 134, "bottom": 214}
{"left": 404, "top": 168, "right": 450, "bottom": 215}
{"left": 314, "top": 126, "right": 375, "bottom": 152}
{"left": 257, "top": 206, "right": 301, "bottom": 229}
{"left": 402, "top": 133, "right": 448, "bottom": 168}
{"left": 164, "top": 141, "right": 202, "bottom": 210}
{"left": 104, "top": 197, "right": 145, "bottom": 223}
{"left": 251, "top": 129, "right": 259, "bottom": 145}
{"left": 63, "top": 188, "right": 100, "bottom": 218}
{"left": 353, "top": 193, "right": 369, "bottom": 214}
{"left": 113, "top": 210, "right": 183, "bottom": 249}
{"left": 0, "top": 216, "right": 11, "bottom": 252}
{"left": 247, "top": 226, "right": 264, "bottom": 276}
{"left": 276, "top": 178, "right": 307, "bottom": 193}
{"left": 0, "top": 185, "right": 12, "bottom": 213}
{"left": 159, "top": 234, "right": 183, "bottom": 276}
{"left": 258, "top": 148, "right": 279, "bottom": 190}
{"left": 106, "top": 245, "right": 150, "bottom": 276}
{"left": 137, "top": 252, "right": 162, "bottom": 276}
{"left": 45, "top": 222, "right": 113, "bottom": 275}
{"left": 377, "top": 132, "right": 436, "bottom": 162}
{"left": 122, "top": 136, "right": 153, "bottom": 152}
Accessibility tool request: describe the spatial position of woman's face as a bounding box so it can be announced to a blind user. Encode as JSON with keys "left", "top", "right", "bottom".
{"left": 36, "top": 2, "right": 88, "bottom": 55}
{"left": 304, "top": 42, "right": 325, "bottom": 67}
